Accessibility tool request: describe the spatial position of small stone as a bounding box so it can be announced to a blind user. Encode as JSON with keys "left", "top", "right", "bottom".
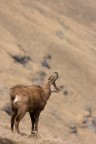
{"left": 42, "top": 59, "right": 51, "bottom": 69}
{"left": 79, "top": 116, "right": 88, "bottom": 128}
{"left": 63, "top": 90, "right": 68, "bottom": 96}
{"left": 69, "top": 124, "right": 77, "bottom": 134}
{"left": 59, "top": 85, "right": 64, "bottom": 90}
{"left": 84, "top": 106, "right": 92, "bottom": 117}
{"left": 82, "top": 116, "right": 88, "bottom": 124}
{"left": 44, "top": 54, "right": 52, "bottom": 60}
{"left": 83, "top": 110, "right": 91, "bottom": 118}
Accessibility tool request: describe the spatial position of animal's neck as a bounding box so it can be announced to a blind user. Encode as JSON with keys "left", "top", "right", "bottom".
{"left": 43, "top": 81, "right": 51, "bottom": 100}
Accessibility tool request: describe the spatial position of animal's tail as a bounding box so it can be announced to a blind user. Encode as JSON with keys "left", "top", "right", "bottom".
{"left": 10, "top": 88, "right": 16, "bottom": 102}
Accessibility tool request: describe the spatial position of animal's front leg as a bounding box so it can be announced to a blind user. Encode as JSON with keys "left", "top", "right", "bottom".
{"left": 29, "top": 112, "right": 40, "bottom": 138}
{"left": 34, "top": 111, "right": 40, "bottom": 137}
{"left": 29, "top": 112, "right": 35, "bottom": 134}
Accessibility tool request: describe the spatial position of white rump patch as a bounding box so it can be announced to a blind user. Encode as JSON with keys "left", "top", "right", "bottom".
{"left": 14, "top": 95, "right": 21, "bottom": 103}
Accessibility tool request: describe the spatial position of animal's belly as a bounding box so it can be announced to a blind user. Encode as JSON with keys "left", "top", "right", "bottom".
{"left": 27, "top": 103, "right": 45, "bottom": 113}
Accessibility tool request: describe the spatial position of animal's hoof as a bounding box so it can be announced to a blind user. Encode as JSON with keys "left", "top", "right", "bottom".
{"left": 15, "top": 130, "right": 20, "bottom": 134}
{"left": 28, "top": 131, "right": 40, "bottom": 138}
{"left": 32, "top": 131, "right": 37, "bottom": 134}
{"left": 11, "top": 129, "right": 14, "bottom": 133}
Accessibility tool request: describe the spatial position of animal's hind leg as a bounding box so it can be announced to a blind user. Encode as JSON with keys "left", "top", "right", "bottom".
{"left": 15, "top": 109, "right": 26, "bottom": 133}
{"left": 11, "top": 110, "right": 17, "bottom": 132}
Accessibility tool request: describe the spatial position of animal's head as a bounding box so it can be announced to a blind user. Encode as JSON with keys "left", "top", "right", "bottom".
{"left": 48, "top": 72, "right": 60, "bottom": 93}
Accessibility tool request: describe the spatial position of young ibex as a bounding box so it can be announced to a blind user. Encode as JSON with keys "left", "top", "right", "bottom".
{"left": 10, "top": 72, "right": 60, "bottom": 136}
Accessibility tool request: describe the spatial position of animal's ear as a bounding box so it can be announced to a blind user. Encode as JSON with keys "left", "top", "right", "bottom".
{"left": 48, "top": 76, "right": 53, "bottom": 82}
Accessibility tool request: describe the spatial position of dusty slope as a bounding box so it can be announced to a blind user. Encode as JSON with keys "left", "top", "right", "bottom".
{"left": 0, "top": 0, "right": 96, "bottom": 144}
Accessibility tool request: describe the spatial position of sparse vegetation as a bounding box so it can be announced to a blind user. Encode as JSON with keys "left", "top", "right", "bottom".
{"left": 11, "top": 55, "right": 32, "bottom": 66}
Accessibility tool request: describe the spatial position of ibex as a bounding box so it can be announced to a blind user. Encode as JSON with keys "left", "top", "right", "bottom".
{"left": 10, "top": 72, "right": 60, "bottom": 136}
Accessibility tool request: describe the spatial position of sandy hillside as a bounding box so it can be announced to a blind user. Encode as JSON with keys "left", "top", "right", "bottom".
{"left": 0, "top": 0, "right": 96, "bottom": 144}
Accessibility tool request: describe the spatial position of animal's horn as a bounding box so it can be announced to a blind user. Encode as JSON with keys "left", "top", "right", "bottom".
{"left": 53, "top": 72, "right": 58, "bottom": 81}
{"left": 54, "top": 72, "right": 58, "bottom": 77}
{"left": 48, "top": 72, "right": 58, "bottom": 82}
